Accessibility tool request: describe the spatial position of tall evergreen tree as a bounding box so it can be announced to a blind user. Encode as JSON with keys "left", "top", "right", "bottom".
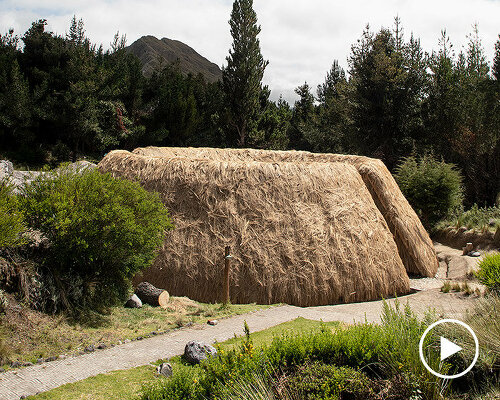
{"left": 222, "top": 0, "right": 268, "bottom": 146}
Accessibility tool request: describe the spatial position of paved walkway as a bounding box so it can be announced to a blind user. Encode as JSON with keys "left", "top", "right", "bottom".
{"left": 0, "top": 288, "right": 476, "bottom": 400}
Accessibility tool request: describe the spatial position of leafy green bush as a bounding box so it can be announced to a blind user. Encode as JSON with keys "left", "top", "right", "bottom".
{"left": 0, "top": 180, "right": 25, "bottom": 248}
{"left": 141, "top": 302, "right": 445, "bottom": 400}
{"left": 395, "top": 155, "right": 464, "bottom": 229}
{"left": 475, "top": 253, "right": 500, "bottom": 292}
{"left": 286, "top": 362, "right": 373, "bottom": 399}
{"left": 20, "top": 166, "right": 173, "bottom": 313}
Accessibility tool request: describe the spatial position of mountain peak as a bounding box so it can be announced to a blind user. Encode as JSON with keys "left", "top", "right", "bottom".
{"left": 126, "top": 35, "right": 222, "bottom": 82}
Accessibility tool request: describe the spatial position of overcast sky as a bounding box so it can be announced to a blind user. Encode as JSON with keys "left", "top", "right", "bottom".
{"left": 1, "top": 0, "right": 499, "bottom": 102}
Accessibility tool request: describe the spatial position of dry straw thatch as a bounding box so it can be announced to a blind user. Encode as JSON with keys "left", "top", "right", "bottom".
{"left": 98, "top": 147, "right": 436, "bottom": 306}
{"left": 132, "top": 147, "right": 438, "bottom": 277}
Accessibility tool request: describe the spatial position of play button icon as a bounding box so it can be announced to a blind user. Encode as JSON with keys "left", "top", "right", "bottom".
{"left": 440, "top": 336, "right": 462, "bottom": 361}
{"left": 419, "top": 319, "right": 479, "bottom": 379}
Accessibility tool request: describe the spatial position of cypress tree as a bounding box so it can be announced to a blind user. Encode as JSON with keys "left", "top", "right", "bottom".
{"left": 222, "top": 0, "right": 268, "bottom": 146}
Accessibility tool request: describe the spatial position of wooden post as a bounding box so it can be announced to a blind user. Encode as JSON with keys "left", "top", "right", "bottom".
{"left": 223, "top": 246, "right": 231, "bottom": 305}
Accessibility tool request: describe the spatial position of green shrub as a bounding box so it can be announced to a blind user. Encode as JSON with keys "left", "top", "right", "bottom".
{"left": 0, "top": 179, "right": 25, "bottom": 248}
{"left": 475, "top": 253, "right": 500, "bottom": 293}
{"left": 20, "top": 166, "right": 173, "bottom": 313}
{"left": 286, "top": 362, "right": 373, "bottom": 400}
{"left": 395, "top": 155, "right": 464, "bottom": 229}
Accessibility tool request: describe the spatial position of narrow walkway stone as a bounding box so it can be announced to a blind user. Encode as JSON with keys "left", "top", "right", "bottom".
{"left": 0, "top": 288, "right": 474, "bottom": 400}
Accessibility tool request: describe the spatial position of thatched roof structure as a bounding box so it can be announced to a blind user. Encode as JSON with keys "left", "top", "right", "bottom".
{"left": 98, "top": 147, "right": 438, "bottom": 306}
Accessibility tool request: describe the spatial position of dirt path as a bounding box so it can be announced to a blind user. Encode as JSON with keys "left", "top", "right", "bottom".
{"left": 0, "top": 286, "right": 477, "bottom": 400}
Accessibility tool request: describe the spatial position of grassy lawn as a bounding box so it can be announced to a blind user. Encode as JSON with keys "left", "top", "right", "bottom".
{"left": 28, "top": 318, "right": 332, "bottom": 400}
{"left": 0, "top": 295, "right": 274, "bottom": 368}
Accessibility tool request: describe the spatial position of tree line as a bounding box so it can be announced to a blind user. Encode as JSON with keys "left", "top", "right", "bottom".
{"left": 0, "top": 6, "right": 499, "bottom": 206}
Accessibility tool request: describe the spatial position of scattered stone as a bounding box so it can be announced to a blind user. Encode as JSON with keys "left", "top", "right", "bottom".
{"left": 207, "top": 319, "right": 218, "bottom": 326}
{"left": 45, "top": 356, "right": 58, "bottom": 362}
{"left": 184, "top": 341, "right": 218, "bottom": 365}
{"left": 150, "top": 331, "right": 158, "bottom": 336}
{"left": 20, "top": 395, "right": 27, "bottom": 399}
{"left": 462, "top": 242, "right": 474, "bottom": 255}
{"left": 97, "top": 344, "right": 107, "bottom": 350}
{"left": 58, "top": 355, "right": 67, "bottom": 360}
{"left": 117, "top": 340, "right": 122, "bottom": 345}
{"left": 0, "top": 368, "right": 5, "bottom": 373}
{"left": 0, "top": 160, "right": 13, "bottom": 177}
{"left": 124, "top": 339, "right": 131, "bottom": 344}
{"left": 84, "top": 345, "right": 95, "bottom": 353}
{"left": 157, "top": 362, "right": 173, "bottom": 377}
{"left": 36, "top": 358, "right": 44, "bottom": 364}
{"left": 22, "top": 362, "right": 33, "bottom": 367}
{"left": 489, "top": 218, "right": 497, "bottom": 227}
{"left": 10, "top": 361, "right": 22, "bottom": 368}
{"left": 185, "top": 322, "right": 194, "bottom": 328}
{"left": 468, "top": 251, "right": 481, "bottom": 257}
{"left": 136, "top": 336, "right": 143, "bottom": 341}
{"left": 124, "top": 294, "right": 142, "bottom": 308}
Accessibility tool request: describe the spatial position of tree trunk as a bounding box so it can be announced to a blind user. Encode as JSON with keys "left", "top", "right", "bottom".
{"left": 135, "top": 281, "right": 170, "bottom": 308}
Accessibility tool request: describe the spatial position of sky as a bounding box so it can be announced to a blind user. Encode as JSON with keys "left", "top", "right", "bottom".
{"left": 1, "top": 0, "right": 499, "bottom": 103}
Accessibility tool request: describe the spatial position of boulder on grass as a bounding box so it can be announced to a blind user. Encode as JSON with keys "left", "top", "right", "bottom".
{"left": 184, "top": 341, "right": 217, "bottom": 365}
{"left": 124, "top": 294, "right": 142, "bottom": 308}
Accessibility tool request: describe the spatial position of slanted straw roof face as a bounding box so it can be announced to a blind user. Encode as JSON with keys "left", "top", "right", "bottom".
{"left": 99, "top": 149, "right": 414, "bottom": 306}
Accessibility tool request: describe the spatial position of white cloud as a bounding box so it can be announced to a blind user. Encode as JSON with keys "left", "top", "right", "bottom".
{"left": 1, "top": 0, "right": 499, "bottom": 103}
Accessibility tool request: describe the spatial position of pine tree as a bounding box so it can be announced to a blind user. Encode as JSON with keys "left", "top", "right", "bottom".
{"left": 222, "top": 0, "right": 268, "bottom": 146}
{"left": 493, "top": 35, "right": 500, "bottom": 81}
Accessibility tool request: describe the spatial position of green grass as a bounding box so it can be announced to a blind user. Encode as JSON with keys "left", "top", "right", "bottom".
{"left": 28, "top": 365, "right": 154, "bottom": 400}
{"left": 28, "top": 318, "right": 329, "bottom": 400}
{"left": 217, "top": 318, "right": 340, "bottom": 351}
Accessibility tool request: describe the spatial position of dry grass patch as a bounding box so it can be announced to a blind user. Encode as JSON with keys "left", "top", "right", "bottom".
{"left": 0, "top": 294, "right": 272, "bottom": 367}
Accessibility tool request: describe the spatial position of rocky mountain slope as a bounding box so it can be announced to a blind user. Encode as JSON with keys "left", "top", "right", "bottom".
{"left": 126, "top": 36, "right": 222, "bottom": 82}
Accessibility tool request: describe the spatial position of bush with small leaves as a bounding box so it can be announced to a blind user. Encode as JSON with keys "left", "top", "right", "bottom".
{"left": 20, "top": 166, "right": 173, "bottom": 313}
{"left": 395, "top": 155, "right": 464, "bottom": 229}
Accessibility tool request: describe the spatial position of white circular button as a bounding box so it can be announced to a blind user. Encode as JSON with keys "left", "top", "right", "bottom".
{"left": 419, "top": 319, "right": 479, "bottom": 379}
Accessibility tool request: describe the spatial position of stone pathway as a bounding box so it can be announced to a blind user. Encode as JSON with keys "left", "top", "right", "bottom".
{"left": 0, "top": 287, "right": 477, "bottom": 400}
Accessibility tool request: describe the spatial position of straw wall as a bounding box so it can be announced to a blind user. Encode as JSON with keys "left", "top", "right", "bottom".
{"left": 132, "top": 147, "right": 438, "bottom": 277}
{"left": 99, "top": 150, "right": 411, "bottom": 306}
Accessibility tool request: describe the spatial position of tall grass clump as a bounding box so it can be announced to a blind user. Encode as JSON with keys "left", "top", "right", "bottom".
{"left": 437, "top": 204, "right": 500, "bottom": 231}
{"left": 19, "top": 166, "right": 173, "bottom": 314}
{"left": 475, "top": 253, "right": 500, "bottom": 293}
{"left": 395, "top": 154, "right": 464, "bottom": 229}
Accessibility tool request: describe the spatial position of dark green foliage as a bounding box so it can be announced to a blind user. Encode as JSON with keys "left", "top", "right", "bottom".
{"left": 0, "top": 15, "right": 499, "bottom": 207}
{"left": 141, "top": 302, "right": 444, "bottom": 400}
{"left": 0, "top": 180, "right": 25, "bottom": 248}
{"left": 222, "top": 0, "right": 268, "bottom": 146}
{"left": 395, "top": 155, "right": 464, "bottom": 228}
{"left": 348, "top": 20, "right": 427, "bottom": 168}
{"left": 286, "top": 363, "right": 373, "bottom": 400}
{"left": 475, "top": 253, "right": 500, "bottom": 292}
{"left": 19, "top": 167, "right": 173, "bottom": 312}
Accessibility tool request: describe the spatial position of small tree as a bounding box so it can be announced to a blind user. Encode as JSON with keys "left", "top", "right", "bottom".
{"left": 395, "top": 155, "right": 464, "bottom": 229}
{"left": 21, "top": 167, "right": 173, "bottom": 313}
{"left": 222, "top": 0, "right": 268, "bottom": 147}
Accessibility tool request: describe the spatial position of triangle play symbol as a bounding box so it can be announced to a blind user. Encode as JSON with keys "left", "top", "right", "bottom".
{"left": 440, "top": 337, "right": 462, "bottom": 361}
